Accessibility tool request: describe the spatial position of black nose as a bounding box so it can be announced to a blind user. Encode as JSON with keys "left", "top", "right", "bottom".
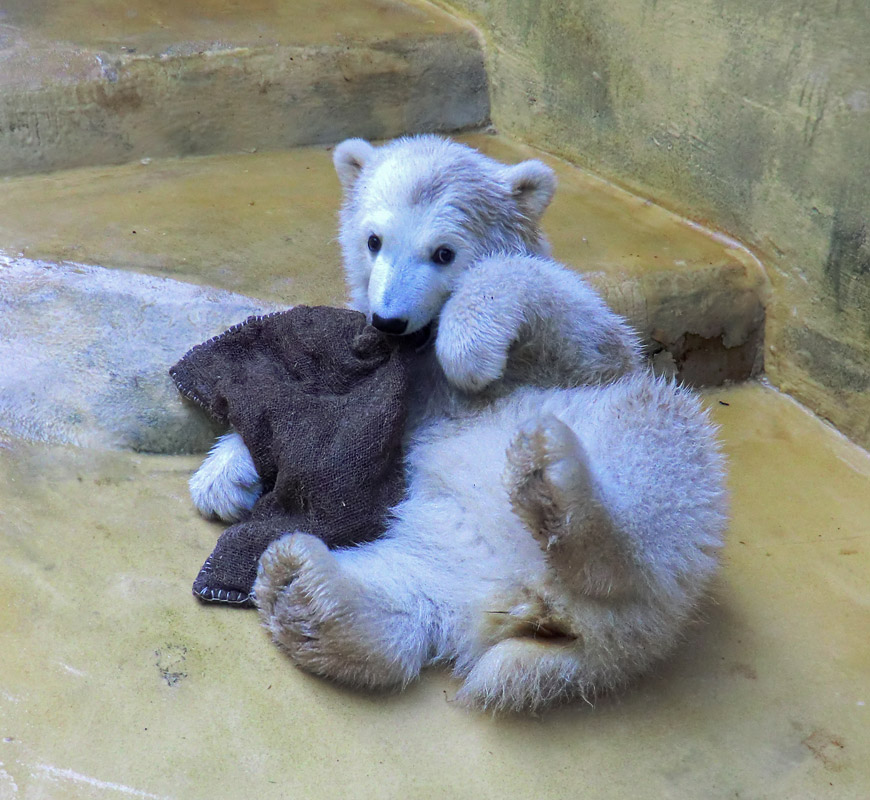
{"left": 371, "top": 314, "right": 408, "bottom": 335}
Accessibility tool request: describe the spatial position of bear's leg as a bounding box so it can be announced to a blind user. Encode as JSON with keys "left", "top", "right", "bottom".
{"left": 505, "top": 413, "right": 635, "bottom": 599}
{"left": 455, "top": 637, "right": 589, "bottom": 713}
{"left": 254, "top": 533, "right": 435, "bottom": 690}
{"left": 189, "top": 431, "right": 262, "bottom": 522}
{"left": 447, "top": 414, "right": 639, "bottom": 711}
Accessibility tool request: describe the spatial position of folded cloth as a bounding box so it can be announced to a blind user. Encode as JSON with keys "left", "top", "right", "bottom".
{"left": 169, "top": 306, "right": 415, "bottom": 606}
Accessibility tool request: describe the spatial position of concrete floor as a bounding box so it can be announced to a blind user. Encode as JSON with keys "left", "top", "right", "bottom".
{"left": 1, "top": 383, "right": 868, "bottom": 799}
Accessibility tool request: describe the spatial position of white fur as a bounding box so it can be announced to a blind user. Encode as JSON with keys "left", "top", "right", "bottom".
{"left": 189, "top": 431, "right": 261, "bottom": 522}
{"left": 192, "top": 135, "right": 729, "bottom": 712}
{"left": 333, "top": 135, "right": 555, "bottom": 332}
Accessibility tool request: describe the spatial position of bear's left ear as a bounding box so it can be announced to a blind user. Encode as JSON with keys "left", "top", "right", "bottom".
{"left": 503, "top": 160, "right": 557, "bottom": 221}
{"left": 333, "top": 138, "right": 376, "bottom": 191}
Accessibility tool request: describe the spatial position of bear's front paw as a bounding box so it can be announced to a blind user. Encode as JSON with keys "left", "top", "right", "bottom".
{"left": 189, "top": 432, "right": 262, "bottom": 522}
{"left": 435, "top": 320, "right": 511, "bottom": 393}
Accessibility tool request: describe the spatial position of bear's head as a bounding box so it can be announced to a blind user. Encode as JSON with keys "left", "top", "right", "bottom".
{"left": 333, "top": 135, "right": 556, "bottom": 336}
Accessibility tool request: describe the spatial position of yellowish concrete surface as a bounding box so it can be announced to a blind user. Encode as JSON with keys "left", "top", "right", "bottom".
{"left": 0, "top": 148, "right": 349, "bottom": 307}
{"left": 0, "top": 134, "right": 766, "bottom": 381}
{"left": 1, "top": 382, "right": 868, "bottom": 799}
{"left": 0, "top": 134, "right": 750, "bottom": 297}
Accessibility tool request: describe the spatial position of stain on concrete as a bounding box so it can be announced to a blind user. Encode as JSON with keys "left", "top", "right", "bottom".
{"left": 92, "top": 82, "right": 145, "bottom": 115}
{"left": 690, "top": 35, "right": 776, "bottom": 229}
{"left": 798, "top": 72, "right": 830, "bottom": 148}
{"left": 512, "top": 0, "right": 544, "bottom": 43}
{"left": 784, "top": 325, "right": 870, "bottom": 394}
{"left": 824, "top": 206, "right": 870, "bottom": 314}
{"left": 155, "top": 644, "right": 188, "bottom": 687}
{"left": 537, "top": 10, "right": 615, "bottom": 127}
{"left": 729, "top": 662, "right": 758, "bottom": 680}
{"left": 802, "top": 729, "right": 847, "bottom": 772}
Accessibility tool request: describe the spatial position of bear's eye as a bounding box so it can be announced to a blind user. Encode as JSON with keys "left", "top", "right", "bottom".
{"left": 431, "top": 246, "right": 455, "bottom": 266}
{"left": 367, "top": 235, "right": 382, "bottom": 253}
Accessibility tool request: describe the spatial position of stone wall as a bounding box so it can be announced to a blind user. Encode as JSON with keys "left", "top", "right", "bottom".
{"left": 439, "top": 0, "right": 870, "bottom": 448}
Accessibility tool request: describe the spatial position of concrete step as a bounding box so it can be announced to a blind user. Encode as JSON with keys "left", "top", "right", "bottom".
{"left": 0, "top": 0, "right": 488, "bottom": 175}
{"left": 0, "top": 131, "right": 767, "bottom": 383}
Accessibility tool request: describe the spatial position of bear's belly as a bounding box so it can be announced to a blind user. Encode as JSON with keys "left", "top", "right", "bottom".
{"left": 400, "top": 397, "right": 550, "bottom": 586}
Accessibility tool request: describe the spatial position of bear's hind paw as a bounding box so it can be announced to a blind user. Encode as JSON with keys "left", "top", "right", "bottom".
{"left": 505, "top": 414, "right": 591, "bottom": 549}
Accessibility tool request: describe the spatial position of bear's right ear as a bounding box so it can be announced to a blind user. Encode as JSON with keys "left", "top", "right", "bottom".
{"left": 333, "top": 139, "right": 376, "bottom": 191}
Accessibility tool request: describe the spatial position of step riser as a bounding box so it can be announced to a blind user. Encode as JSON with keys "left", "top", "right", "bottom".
{"left": 589, "top": 263, "right": 766, "bottom": 387}
{"left": 0, "top": 33, "right": 489, "bottom": 175}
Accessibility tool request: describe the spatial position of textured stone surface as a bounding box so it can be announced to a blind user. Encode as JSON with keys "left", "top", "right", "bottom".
{"left": 0, "top": 0, "right": 488, "bottom": 175}
{"left": 439, "top": 0, "right": 870, "bottom": 448}
{"left": 0, "top": 256, "right": 276, "bottom": 452}
{"left": 0, "top": 134, "right": 767, "bottom": 387}
{"left": 1, "top": 383, "right": 868, "bottom": 798}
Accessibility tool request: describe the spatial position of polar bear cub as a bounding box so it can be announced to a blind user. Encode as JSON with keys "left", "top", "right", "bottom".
{"left": 191, "top": 135, "right": 728, "bottom": 712}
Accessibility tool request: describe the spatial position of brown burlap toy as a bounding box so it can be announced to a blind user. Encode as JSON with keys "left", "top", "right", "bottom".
{"left": 169, "top": 306, "right": 416, "bottom": 606}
